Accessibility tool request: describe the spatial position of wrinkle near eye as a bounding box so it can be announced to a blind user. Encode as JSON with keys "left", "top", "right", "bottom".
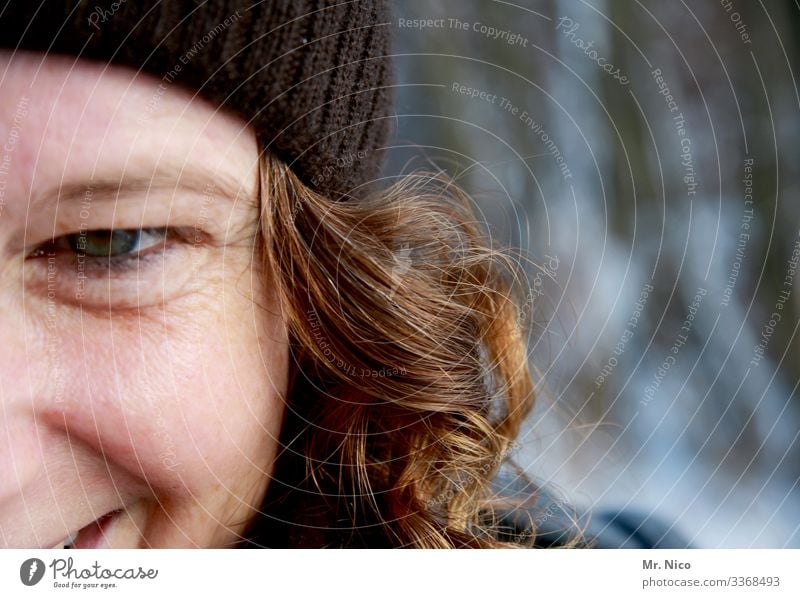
{"left": 22, "top": 229, "right": 209, "bottom": 309}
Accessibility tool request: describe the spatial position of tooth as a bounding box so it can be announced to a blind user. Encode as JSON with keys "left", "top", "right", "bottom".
{"left": 64, "top": 530, "right": 79, "bottom": 549}
{"left": 51, "top": 539, "right": 65, "bottom": 549}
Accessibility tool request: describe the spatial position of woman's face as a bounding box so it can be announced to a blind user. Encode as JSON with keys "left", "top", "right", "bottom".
{"left": 0, "top": 52, "right": 288, "bottom": 548}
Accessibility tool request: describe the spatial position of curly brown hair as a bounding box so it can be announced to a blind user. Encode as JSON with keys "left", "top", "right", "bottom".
{"left": 242, "top": 153, "right": 549, "bottom": 548}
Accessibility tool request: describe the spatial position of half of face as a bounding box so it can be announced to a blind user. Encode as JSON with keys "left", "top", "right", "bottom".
{"left": 0, "top": 51, "right": 288, "bottom": 548}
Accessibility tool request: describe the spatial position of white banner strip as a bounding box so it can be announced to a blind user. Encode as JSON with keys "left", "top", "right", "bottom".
{"left": 1, "top": 549, "right": 798, "bottom": 597}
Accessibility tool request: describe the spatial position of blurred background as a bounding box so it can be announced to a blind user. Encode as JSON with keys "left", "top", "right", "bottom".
{"left": 387, "top": 0, "right": 800, "bottom": 547}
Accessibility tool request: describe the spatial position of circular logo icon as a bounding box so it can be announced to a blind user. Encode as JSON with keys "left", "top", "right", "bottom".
{"left": 20, "top": 558, "right": 45, "bottom": 586}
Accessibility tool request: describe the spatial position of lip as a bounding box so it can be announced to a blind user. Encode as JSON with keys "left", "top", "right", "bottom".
{"left": 73, "top": 508, "right": 124, "bottom": 548}
{"left": 51, "top": 508, "right": 124, "bottom": 549}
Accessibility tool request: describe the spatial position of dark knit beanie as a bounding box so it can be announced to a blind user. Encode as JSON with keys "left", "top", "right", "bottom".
{"left": 0, "top": 0, "right": 393, "bottom": 196}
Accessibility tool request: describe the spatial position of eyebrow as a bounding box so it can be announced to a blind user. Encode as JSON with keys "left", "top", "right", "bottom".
{"left": 35, "top": 162, "right": 254, "bottom": 209}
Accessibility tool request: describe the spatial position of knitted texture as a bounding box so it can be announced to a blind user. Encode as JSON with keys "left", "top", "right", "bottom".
{"left": 0, "top": 0, "right": 393, "bottom": 195}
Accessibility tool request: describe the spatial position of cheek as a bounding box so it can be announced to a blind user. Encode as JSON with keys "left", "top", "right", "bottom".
{"left": 38, "top": 292, "right": 287, "bottom": 497}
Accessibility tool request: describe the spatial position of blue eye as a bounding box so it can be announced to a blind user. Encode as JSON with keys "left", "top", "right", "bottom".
{"left": 69, "top": 229, "right": 143, "bottom": 257}
{"left": 66, "top": 228, "right": 168, "bottom": 257}
{"left": 29, "top": 227, "right": 172, "bottom": 263}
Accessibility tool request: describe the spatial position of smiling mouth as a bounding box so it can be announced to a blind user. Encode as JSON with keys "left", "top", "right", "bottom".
{"left": 52, "top": 509, "right": 124, "bottom": 549}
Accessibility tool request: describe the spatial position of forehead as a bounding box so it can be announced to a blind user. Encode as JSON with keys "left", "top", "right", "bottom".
{"left": 0, "top": 50, "right": 256, "bottom": 210}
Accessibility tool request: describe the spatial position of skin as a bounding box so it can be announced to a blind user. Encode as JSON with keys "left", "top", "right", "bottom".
{"left": 0, "top": 51, "right": 288, "bottom": 548}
